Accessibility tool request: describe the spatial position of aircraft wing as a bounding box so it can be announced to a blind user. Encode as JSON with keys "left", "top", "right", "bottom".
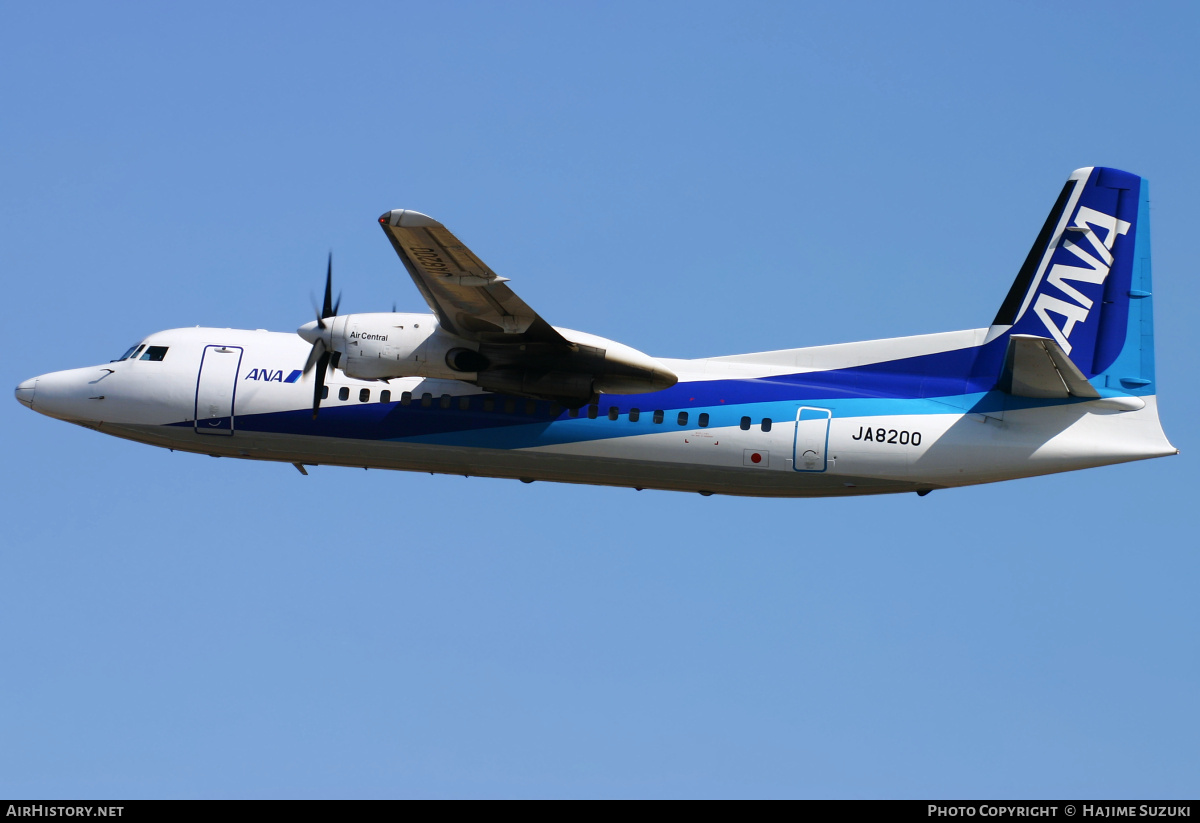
{"left": 378, "top": 209, "right": 569, "bottom": 346}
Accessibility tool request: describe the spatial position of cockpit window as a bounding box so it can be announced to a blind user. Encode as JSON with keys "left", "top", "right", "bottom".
{"left": 116, "top": 343, "right": 146, "bottom": 362}
{"left": 140, "top": 346, "right": 169, "bottom": 362}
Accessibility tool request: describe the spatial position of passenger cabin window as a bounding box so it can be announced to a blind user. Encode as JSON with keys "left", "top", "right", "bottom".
{"left": 761, "top": 418, "right": 772, "bottom": 432}
{"left": 587, "top": 405, "right": 599, "bottom": 420}
{"left": 504, "top": 399, "right": 516, "bottom": 414}
{"left": 321, "top": 386, "right": 329, "bottom": 400}
{"left": 140, "top": 346, "right": 169, "bottom": 361}
{"left": 740, "top": 416, "right": 751, "bottom": 431}
{"left": 440, "top": 394, "right": 452, "bottom": 409}
{"left": 338, "top": 387, "right": 349, "bottom": 401}
{"left": 653, "top": 410, "right": 664, "bottom": 424}
{"left": 698, "top": 413, "right": 709, "bottom": 427}
{"left": 483, "top": 397, "right": 495, "bottom": 412}
{"left": 380, "top": 390, "right": 391, "bottom": 404}
{"left": 629, "top": 408, "right": 640, "bottom": 422}
{"left": 359, "top": 388, "right": 370, "bottom": 402}
{"left": 525, "top": 400, "right": 536, "bottom": 415}
{"left": 569, "top": 407, "right": 580, "bottom": 418}
{"left": 459, "top": 396, "right": 470, "bottom": 411}
{"left": 421, "top": 392, "right": 432, "bottom": 408}
{"left": 608, "top": 406, "right": 619, "bottom": 421}
{"left": 677, "top": 411, "right": 689, "bottom": 426}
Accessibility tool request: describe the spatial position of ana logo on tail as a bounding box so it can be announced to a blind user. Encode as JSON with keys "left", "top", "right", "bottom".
{"left": 1033, "top": 205, "right": 1130, "bottom": 354}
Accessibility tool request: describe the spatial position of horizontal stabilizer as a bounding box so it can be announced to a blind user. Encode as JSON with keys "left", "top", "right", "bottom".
{"left": 1000, "top": 334, "right": 1101, "bottom": 399}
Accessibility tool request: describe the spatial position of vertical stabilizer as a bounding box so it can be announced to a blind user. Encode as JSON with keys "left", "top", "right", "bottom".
{"left": 989, "top": 167, "right": 1155, "bottom": 396}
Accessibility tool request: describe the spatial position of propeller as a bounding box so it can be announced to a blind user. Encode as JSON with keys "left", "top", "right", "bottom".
{"left": 299, "top": 253, "right": 342, "bottom": 418}
{"left": 317, "top": 253, "right": 341, "bottom": 327}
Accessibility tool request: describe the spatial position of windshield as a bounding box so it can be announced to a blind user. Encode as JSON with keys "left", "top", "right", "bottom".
{"left": 114, "top": 342, "right": 143, "bottom": 362}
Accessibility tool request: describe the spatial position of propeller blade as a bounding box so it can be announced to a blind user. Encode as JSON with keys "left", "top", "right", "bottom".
{"left": 312, "top": 350, "right": 331, "bottom": 419}
{"left": 302, "top": 338, "right": 326, "bottom": 375}
{"left": 322, "top": 253, "right": 335, "bottom": 319}
{"left": 315, "top": 253, "right": 342, "bottom": 329}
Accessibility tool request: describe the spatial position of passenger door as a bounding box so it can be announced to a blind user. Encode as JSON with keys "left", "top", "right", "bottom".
{"left": 194, "top": 345, "right": 243, "bottom": 435}
{"left": 793, "top": 407, "right": 831, "bottom": 472}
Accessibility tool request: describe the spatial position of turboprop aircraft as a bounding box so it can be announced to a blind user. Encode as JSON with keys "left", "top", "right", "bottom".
{"left": 14, "top": 166, "right": 1176, "bottom": 497}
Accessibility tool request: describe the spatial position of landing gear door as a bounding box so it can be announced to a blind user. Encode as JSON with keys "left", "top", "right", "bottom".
{"left": 195, "top": 345, "right": 243, "bottom": 435}
{"left": 793, "top": 407, "right": 831, "bottom": 472}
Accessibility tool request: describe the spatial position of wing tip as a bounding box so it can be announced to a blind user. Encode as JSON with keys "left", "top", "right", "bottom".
{"left": 379, "top": 209, "right": 444, "bottom": 229}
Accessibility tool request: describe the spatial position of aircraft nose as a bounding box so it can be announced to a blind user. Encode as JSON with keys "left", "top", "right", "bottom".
{"left": 20, "top": 366, "right": 112, "bottom": 422}
{"left": 14, "top": 378, "right": 36, "bottom": 408}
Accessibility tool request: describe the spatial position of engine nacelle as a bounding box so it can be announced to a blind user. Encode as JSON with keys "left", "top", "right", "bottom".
{"left": 552, "top": 328, "right": 677, "bottom": 395}
{"left": 298, "top": 314, "right": 677, "bottom": 399}
{"left": 321, "top": 313, "right": 482, "bottom": 381}
{"left": 476, "top": 370, "right": 595, "bottom": 402}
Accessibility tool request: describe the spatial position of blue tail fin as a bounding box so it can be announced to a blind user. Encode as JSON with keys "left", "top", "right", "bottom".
{"left": 990, "top": 167, "right": 1155, "bottom": 395}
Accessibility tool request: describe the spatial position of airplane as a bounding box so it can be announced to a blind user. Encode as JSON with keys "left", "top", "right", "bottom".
{"left": 14, "top": 166, "right": 1177, "bottom": 497}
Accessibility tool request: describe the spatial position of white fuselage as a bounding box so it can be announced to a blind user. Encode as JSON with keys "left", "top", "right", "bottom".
{"left": 16, "top": 324, "right": 1176, "bottom": 497}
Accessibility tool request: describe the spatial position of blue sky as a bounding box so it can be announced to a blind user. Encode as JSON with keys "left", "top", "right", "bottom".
{"left": 3, "top": 1, "right": 1198, "bottom": 798}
